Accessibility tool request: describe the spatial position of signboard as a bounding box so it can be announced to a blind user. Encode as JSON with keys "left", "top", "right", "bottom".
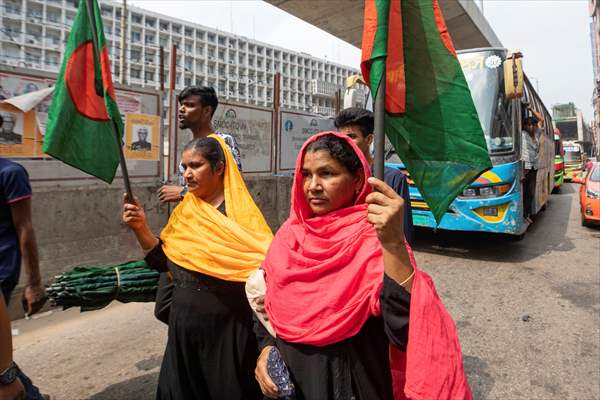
{"left": 124, "top": 113, "right": 160, "bottom": 160}
{"left": 278, "top": 111, "right": 335, "bottom": 171}
{"left": 213, "top": 104, "right": 273, "bottom": 173}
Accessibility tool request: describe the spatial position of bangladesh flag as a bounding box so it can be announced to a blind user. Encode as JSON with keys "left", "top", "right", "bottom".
{"left": 44, "top": 0, "right": 123, "bottom": 183}
{"left": 361, "top": 0, "right": 492, "bottom": 223}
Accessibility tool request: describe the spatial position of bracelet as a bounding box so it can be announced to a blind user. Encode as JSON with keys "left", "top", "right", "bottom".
{"left": 399, "top": 269, "right": 415, "bottom": 287}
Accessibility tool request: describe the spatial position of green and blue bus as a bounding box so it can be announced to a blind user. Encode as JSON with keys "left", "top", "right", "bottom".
{"left": 388, "top": 48, "right": 554, "bottom": 237}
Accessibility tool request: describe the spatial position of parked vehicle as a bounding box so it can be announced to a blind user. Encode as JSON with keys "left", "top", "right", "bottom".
{"left": 577, "top": 162, "right": 600, "bottom": 226}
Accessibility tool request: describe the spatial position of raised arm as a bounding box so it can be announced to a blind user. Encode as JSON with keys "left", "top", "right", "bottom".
{"left": 528, "top": 105, "right": 545, "bottom": 128}
{"left": 366, "top": 177, "right": 414, "bottom": 292}
{"left": 122, "top": 194, "right": 159, "bottom": 253}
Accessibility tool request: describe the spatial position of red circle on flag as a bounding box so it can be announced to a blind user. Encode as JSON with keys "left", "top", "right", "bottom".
{"left": 65, "top": 41, "right": 115, "bottom": 121}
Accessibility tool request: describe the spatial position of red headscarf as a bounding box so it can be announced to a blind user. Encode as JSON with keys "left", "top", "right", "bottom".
{"left": 263, "top": 131, "right": 472, "bottom": 400}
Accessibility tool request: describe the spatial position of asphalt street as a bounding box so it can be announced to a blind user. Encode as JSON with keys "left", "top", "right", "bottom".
{"left": 11, "top": 183, "right": 600, "bottom": 400}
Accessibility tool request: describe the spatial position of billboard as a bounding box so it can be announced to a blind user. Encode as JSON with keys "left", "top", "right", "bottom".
{"left": 278, "top": 111, "right": 335, "bottom": 171}
{"left": 212, "top": 104, "right": 273, "bottom": 173}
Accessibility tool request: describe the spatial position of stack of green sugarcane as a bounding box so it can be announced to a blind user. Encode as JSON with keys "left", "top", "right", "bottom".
{"left": 47, "top": 260, "right": 159, "bottom": 311}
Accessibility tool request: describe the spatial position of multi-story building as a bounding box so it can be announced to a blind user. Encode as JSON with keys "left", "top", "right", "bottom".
{"left": 590, "top": 0, "right": 600, "bottom": 156}
{"left": 0, "top": 0, "right": 362, "bottom": 116}
{"left": 553, "top": 102, "right": 594, "bottom": 155}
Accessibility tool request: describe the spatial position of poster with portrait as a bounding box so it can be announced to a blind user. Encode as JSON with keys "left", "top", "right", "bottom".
{"left": 124, "top": 113, "right": 160, "bottom": 160}
{"left": 0, "top": 103, "right": 40, "bottom": 157}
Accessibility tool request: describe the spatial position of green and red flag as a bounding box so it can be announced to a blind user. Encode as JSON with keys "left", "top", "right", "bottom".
{"left": 361, "top": 0, "right": 492, "bottom": 223}
{"left": 44, "top": 0, "right": 123, "bottom": 183}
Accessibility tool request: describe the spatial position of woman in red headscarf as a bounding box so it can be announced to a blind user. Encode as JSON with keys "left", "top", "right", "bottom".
{"left": 252, "top": 132, "right": 471, "bottom": 400}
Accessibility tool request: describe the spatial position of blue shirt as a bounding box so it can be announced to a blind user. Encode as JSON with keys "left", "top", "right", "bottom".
{"left": 384, "top": 166, "right": 414, "bottom": 247}
{"left": 0, "top": 158, "right": 32, "bottom": 298}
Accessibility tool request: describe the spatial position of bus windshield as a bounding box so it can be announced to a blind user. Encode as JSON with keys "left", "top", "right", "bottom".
{"left": 564, "top": 147, "right": 582, "bottom": 163}
{"left": 458, "top": 50, "right": 514, "bottom": 154}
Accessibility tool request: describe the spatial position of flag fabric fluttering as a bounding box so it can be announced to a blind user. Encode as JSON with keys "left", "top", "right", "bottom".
{"left": 361, "top": 0, "right": 492, "bottom": 223}
{"left": 43, "top": 0, "right": 123, "bottom": 183}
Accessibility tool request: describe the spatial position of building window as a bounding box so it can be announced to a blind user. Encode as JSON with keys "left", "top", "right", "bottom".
{"left": 172, "top": 24, "right": 181, "bottom": 34}
{"left": 145, "top": 71, "right": 154, "bottom": 81}
{"left": 131, "top": 69, "right": 141, "bottom": 79}
{"left": 131, "top": 31, "right": 141, "bottom": 43}
{"left": 160, "top": 21, "right": 169, "bottom": 31}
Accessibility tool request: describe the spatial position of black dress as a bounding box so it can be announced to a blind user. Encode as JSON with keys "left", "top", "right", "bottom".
{"left": 145, "top": 217, "right": 262, "bottom": 399}
{"left": 255, "top": 275, "right": 411, "bottom": 400}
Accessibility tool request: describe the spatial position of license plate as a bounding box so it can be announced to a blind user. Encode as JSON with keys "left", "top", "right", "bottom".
{"left": 413, "top": 214, "right": 430, "bottom": 226}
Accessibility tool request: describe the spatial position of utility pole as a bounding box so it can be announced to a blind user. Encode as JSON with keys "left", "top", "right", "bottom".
{"left": 119, "top": 0, "right": 127, "bottom": 84}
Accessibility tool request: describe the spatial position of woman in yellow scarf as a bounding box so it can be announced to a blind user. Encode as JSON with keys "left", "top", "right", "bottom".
{"left": 122, "top": 135, "right": 272, "bottom": 400}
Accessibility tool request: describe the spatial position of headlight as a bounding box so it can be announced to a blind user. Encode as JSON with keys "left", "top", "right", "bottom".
{"left": 587, "top": 188, "right": 600, "bottom": 199}
{"left": 479, "top": 186, "right": 494, "bottom": 196}
{"left": 461, "top": 183, "right": 512, "bottom": 198}
{"left": 462, "top": 188, "right": 477, "bottom": 197}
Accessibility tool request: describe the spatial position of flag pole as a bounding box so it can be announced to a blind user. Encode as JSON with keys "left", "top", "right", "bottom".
{"left": 85, "top": 0, "right": 134, "bottom": 202}
{"left": 373, "top": 73, "right": 386, "bottom": 180}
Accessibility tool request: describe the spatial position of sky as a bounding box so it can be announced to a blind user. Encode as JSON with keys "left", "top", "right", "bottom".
{"left": 128, "top": 0, "right": 594, "bottom": 121}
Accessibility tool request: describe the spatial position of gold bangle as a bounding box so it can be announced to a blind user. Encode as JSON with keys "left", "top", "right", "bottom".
{"left": 399, "top": 269, "right": 415, "bottom": 287}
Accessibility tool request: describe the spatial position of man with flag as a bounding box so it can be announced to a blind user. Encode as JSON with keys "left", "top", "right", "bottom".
{"left": 43, "top": 0, "right": 125, "bottom": 185}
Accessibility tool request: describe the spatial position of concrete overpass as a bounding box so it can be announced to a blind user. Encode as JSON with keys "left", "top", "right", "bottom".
{"left": 265, "top": 0, "right": 501, "bottom": 51}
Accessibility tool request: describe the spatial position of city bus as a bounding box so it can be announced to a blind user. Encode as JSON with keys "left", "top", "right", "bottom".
{"left": 554, "top": 129, "right": 565, "bottom": 190}
{"left": 387, "top": 48, "right": 554, "bottom": 237}
{"left": 563, "top": 140, "right": 585, "bottom": 181}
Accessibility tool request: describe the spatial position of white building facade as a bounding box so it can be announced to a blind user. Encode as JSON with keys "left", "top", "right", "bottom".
{"left": 0, "top": 0, "right": 362, "bottom": 116}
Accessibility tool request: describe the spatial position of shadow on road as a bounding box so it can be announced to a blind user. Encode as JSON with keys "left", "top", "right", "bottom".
{"left": 89, "top": 372, "right": 158, "bottom": 400}
{"left": 411, "top": 187, "right": 575, "bottom": 264}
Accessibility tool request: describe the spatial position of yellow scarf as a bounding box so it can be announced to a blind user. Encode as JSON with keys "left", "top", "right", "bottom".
{"left": 160, "top": 134, "right": 273, "bottom": 282}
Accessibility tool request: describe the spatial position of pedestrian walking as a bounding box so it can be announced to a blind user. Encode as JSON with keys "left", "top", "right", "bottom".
{"left": 155, "top": 86, "right": 242, "bottom": 325}
{"left": 123, "top": 136, "right": 271, "bottom": 400}
{"left": 0, "top": 157, "right": 47, "bottom": 400}
{"left": 252, "top": 132, "right": 471, "bottom": 400}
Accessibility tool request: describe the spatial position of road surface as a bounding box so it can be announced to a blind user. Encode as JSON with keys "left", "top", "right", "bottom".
{"left": 12, "top": 183, "right": 600, "bottom": 399}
